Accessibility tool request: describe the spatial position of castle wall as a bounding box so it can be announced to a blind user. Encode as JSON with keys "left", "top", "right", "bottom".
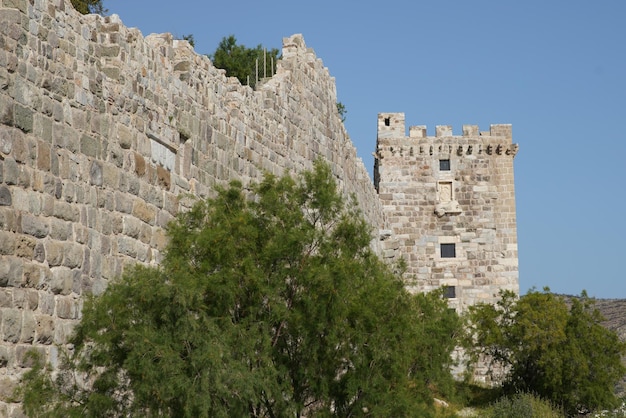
{"left": 0, "top": 0, "right": 382, "bottom": 412}
{"left": 374, "top": 113, "right": 519, "bottom": 311}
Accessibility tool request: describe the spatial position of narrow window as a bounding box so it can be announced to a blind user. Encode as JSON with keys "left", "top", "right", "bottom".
{"left": 439, "top": 159, "right": 450, "bottom": 171}
{"left": 443, "top": 286, "right": 456, "bottom": 298}
{"left": 384, "top": 117, "right": 390, "bottom": 126}
{"left": 441, "top": 243, "right": 456, "bottom": 258}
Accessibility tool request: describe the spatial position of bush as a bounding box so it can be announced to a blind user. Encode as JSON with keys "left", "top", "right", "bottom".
{"left": 487, "top": 393, "right": 562, "bottom": 418}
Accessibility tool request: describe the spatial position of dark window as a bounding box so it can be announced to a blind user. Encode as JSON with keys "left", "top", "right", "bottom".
{"left": 384, "top": 117, "right": 390, "bottom": 126}
{"left": 441, "top": 243, "right": 456, "bottom": 258}
{"left": 439, "top": 159, "right": 450, "bottom": 171}
{"left": 443, "top": 286, "right": 456, "bottom": 298}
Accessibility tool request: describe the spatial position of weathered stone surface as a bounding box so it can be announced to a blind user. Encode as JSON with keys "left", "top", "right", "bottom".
{"left": 375, "top": 115, "right": 518, "bottom": 311}
{"left": 21, "top": 214, "right": 49, "bottom": 238}
{"left": 90, "top": 160, "right": 103, "bottom": 186}
{"left": 0, "top": 0, "right": 521, "bottom": 412}
{"left": 0, "top": 231, "right": 15, "bottom": 255}
{"left": 2, "top": 308, "right": 22, "bottom": 343}
{"left": 0, "top": 186, "right": 11, "bottom": 206}
{"left": 13, "top": 104, "right": 33, "bottom": 133}
{"left": 50, "top": 267, "right": 73, "bottom": 295}
{"left": 0, "top": 256, "right": 22, "bottom": 288}
{"left": 35, "top": 314, "right": 55, "bottom": 344}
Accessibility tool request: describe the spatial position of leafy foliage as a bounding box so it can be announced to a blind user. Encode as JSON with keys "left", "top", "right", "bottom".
{"left": 487, "top": 392, "right": 562, "bottom": 418}
{"left": 181, "top": 34, "right": 195, "bottom": 48}
{"left": 463, "top": 288, "right": 626, "bottom": 415}
{"left": 70, "top": 0, "right": 106, "bottom": 15}
{"left": 336, "top": 102, "right": 347, "bottom": 122}
{"left": 19, "top": 161, "right": 460, "bottom": 417}
{"left": 210, "top": 35, "right": 280, "bottom": 88}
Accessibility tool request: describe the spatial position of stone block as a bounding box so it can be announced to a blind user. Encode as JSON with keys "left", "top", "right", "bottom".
{"left": 115, "top": 191, "right": 133, "bottom": 214}
{"left": 53, "top": 200, "right": 79, "bottom": 222}
{"left": 45, "top": 240, "right": 63, "bottom": 266}
{"left": 50, "top": 267, "right": 73, "bottom": 295}
{"left": 90, "top": 160, "right": 102, "bottom": 186}
{"left": 156, "top": 164, "right": 171, "bottom": 188}
{"left": 20, "top": 310, "right": 35, "bottom": 343}
{"left": 0, "top": 376, "right": 18, "bottom": 403}
{"left": 38, "top": 292, "right": 54, "bottom": 316}
{"left": 0, "top": 186, "right": 11, "bottom": 206}
{"left": 55, "top": 296, "right": 78, "bottom": 319}
{"left": 2, "top": 308, "right": 22, "bottom": 343}
{"left": 0, "top": 256, "right": 22, "bottom": 287}
{"left": 117, "top": 124, "right": 133, "bottom": 149}
{"left": 117, "top": 236, "right": 138, "bottom": 258}
{"left": 21, "top": 263, "right": 48, "bottom": 289}
{"left": 0, "top": 289, "right": 11, "bottom": 308}
{"left": 80, "top": 134, "right": 100, "bottom": 158}
{"left": 122, "top": 215, "right": 140, "bottom": 238}
{"left": 37, "top": 140, "right": 51, "bottom": 171}
{"left": 35, "top": 314, "right": 54, "bottom": 344}
{"left": 49, "top": 218, "right": 71, "bottom": 241}
{"left": 14, "top": 235, "right": 35, "bottom": 258}
{"left": 0, "top": 231, "right": 15, "bottom": 255}
{"left": 21, "top": 213, "right": 49, "bottom": 238}
{"left": 53, "top": 319, "right": 76, "bottom": 344}
{"left": 13, "top": 103, "right": 33, "bottom": 133}
{"left": 0, "top": 94, "right": 15, "bottom": 126}
{"left": 132, "top": 199, "right": 156, "bottom": 225}
{"left": 2, "top": 156, "right": 17, "bottom": 185}
{"left": 0, "top": 345, "right": 9, "bottom": 368}
{"left": 15, "top": 345, "right": 45, "bottom": 368}
{"left": 62, "top": 242, "right": 83, "bottom": 269}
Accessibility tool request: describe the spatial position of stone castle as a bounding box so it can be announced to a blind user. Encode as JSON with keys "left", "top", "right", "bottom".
{"left": 0, "top": 0, "right": 518, "bottom": 413}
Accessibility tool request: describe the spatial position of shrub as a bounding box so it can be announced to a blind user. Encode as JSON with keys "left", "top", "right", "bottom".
{"left": 487, "top": 392, "right": 562, "bottom": 418}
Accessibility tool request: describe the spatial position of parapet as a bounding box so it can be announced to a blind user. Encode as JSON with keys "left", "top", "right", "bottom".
{"left": 409, "top": 124, "right": 512, "bottom": 140}
{"left": 377, "top": 113, "right": 512, "bottom": 141}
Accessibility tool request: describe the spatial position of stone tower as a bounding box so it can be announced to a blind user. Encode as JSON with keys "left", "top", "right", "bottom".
{"left": 374, "top": 113, "right": 519, "bottom": 311}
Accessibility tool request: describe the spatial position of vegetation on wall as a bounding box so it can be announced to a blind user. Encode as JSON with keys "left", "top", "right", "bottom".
{"left": 336, "top": 102, "right": 347, "bottom": 122}
{"left": 209, "top": 35, "right": 280, "bottom": 88}
{"left": 463, "top": 288, "right": 626, "bottom": 416}
{"left": 70, "top": 0, "right": 106, "bottom": 15}
{"left": 17, "top": 162, "right": 460, "bottom": 417}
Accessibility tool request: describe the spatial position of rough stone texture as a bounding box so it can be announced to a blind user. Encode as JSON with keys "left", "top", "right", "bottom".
{"left": 0, "top": 0, "right": 519, "bottom": 414}
{"left": 0, "top": 1, "right": 387, "bottom": 413}
{"left": 374, "top": 113, "right": 519, "bottom": 311}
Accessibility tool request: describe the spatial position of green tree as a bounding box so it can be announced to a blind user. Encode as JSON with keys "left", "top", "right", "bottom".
{"left": 19, "top": 162, "right": 460, "bottom": 417}
{"left": 70, "top": 0, "right": 106, "bottom": 15}
{"left": 210, "top": 35, "right": 280, "bottom": 88}
{"left": 463, "top": 288, "right": 626, "bottom": 415}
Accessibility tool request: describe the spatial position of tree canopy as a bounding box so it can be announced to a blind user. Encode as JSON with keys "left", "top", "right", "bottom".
{"left": 463, "top": 288, "right": 626, "bottom": 416}
{"left": 209, "top": 35, "right": 280, "bottom": 88}
{"left": 19, "top": 162, "right": 460, "bottom": 417}
{"left": 70, "top": 0, "right": 106, "bottom": 15}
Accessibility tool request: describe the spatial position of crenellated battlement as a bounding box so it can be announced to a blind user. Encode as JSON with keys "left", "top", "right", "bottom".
{"left": 375, "top": 114, "right": 518, "bottom": 162}
{"left": 377, "top": 113, "right": 512, "bottom": 141}
{"left": 410, "top": 124, "right": 512, "bottom": 140}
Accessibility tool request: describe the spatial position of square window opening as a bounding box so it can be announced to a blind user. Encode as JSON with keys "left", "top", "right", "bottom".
{"left": 384, "top": 117, "right": 390, "bottom": 126}
{"left": 439, "top": 159, "right": 450, "bottom": 171}
{"left": 441, "top": 243, "right": 456, "bottom": 258}
{"left": 443, "top": 286, "right": 456, "bottom": 299}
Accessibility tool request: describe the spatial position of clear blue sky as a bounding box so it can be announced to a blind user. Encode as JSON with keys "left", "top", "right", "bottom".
{"left": 106, "top": 1, "right": 626, "bottom": 298}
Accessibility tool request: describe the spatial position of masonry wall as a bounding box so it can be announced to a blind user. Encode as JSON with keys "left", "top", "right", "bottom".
{"left": 374, "top": 113, "right": 519, "bottom": 311}
{"left": 0, "top": 0, "right": 382, "bottom": 413}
